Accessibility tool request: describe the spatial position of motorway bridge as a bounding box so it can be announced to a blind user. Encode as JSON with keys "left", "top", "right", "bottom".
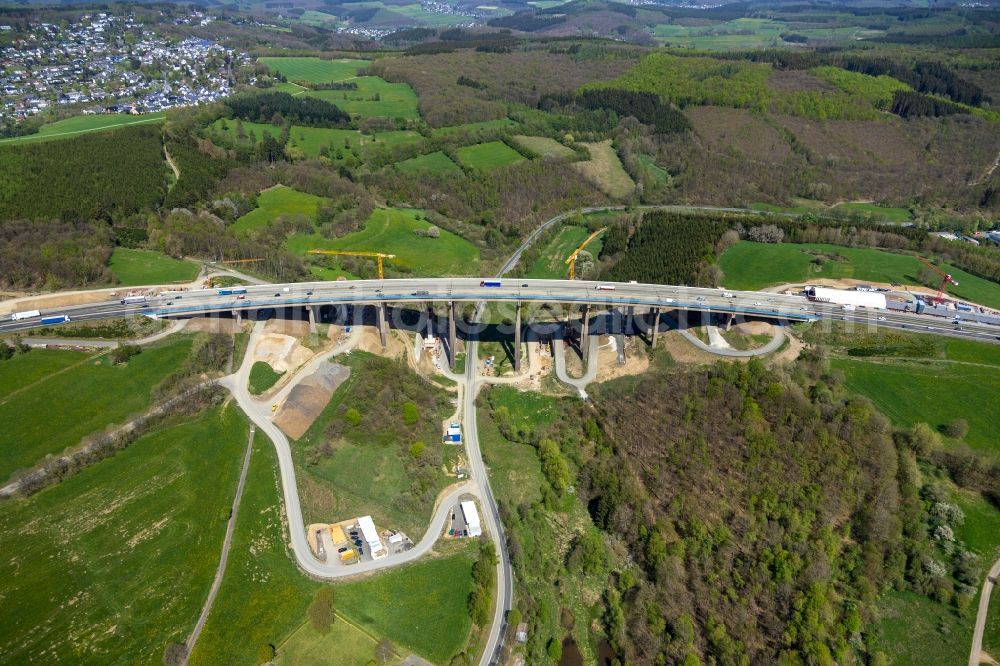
{"left": 3, "top": 278, "right": 999, "bottom": 352}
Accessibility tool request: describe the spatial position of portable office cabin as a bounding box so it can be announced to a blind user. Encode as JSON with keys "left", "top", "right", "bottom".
{"left": 358, "top": 515, "right": 387, "bottom": 559}
{"left": 460, "top": 500, "right": 482, "bottom": 537}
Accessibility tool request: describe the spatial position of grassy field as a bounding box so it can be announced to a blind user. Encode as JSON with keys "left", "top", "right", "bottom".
{"left": 307, "top": 77, "right": 420, "bottom": 119}
{"left": 258, "top": 57, "right": 369, "bottom": 84}
{"left": 718, "top": 241, "right": 1000, "bottom": 308}
{"left": 455, "top": 141, "right": 526, "bottom": 171}
{"left": 573, "top": 140, "right": 635, "bottom": 198}
{"left": 832, "top": 357, "right": 1000, "bottom": 454}
{"left": 511, "top": 135, "right": 575, "bottom": 159}
{"left": 291, "top": 351, "right": 455, "bottom": 536}
{"left": 209, "top": 120, "right": 422, "bottom": 161}
{"left": 249, "top": 361, "right": 284, "bottom": 395}
{"left": 431, "top": 118, "right": 517, "bottom": 137}
{"left": 525, "top": 225, "right": 604, "bottom": 279}
{"left": 395, "top": 150, "right": 462, "bottom": 175}
{"left": 232, "top": 185, "right": 326, "bottom": 235}
{"left": 287, "top": 207, "right": 479, "bottom": 277}
{"left": 276, "top": 613, "right": 401, "bottom": 666}
{"left": 0, "top": 348, "right": 87, "bottom": 393}
{"left": 334, "top": 546, "right": 476, "bottom": 664}
{"left": 0, "top": 113, "right": 166, "bottom": 145}
{"left": 0, "top": 338, "right": 193, "bottom": 480}
{"left": 109, "top": 247, "right": 199, "bottom": 286}
{"left": 191, "top": 423, "right": 474, "bottom": 666}
{"left": 829, "top": 201, "right": 913, "bottom": 222}
{"left": 637, "top": 153, "right": 669, "bottom": 185}
{"left": 0, "top": 404, "right": 247, "bottom": 664}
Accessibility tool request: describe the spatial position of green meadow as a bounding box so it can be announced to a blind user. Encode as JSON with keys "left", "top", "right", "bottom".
{"left": 0, "top": 113, "right": 166, "bottom": 145}
{"left": 109, "top": 247, "right": 199, "bottom": 286}
{"left": 258, "top": 57, "right": 369, "bottom": 84}
{"left": 0, "top": 405, "right": 247, "bottom": 663}
{"left": 232, "top": 185, "right": 327, "bottom": 235}
{"left": 455, "top": 141, "right": 526, "bottom": 171}
{"left": 395, "top": 150, "right": 462, "bottom": 175}
{"left": 0, "top": 338, "right": 193, "bottom": 480}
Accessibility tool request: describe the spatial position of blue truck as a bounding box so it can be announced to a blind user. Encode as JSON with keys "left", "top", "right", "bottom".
{"left": 479, "top": 280, "right": 502, "bottom": 288}
{"left": 40, "top": 315, "right": 71, "bottom": 325}
{"left": 218, "top": 287, "right": 248, "bottom": 296}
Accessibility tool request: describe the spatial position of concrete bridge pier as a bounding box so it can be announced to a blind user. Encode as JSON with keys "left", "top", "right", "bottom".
{"left": 581, "top": 304, "right": 590, "bottom": 362}
{"left": 308, "top": 305, "right": 318, "bottom": 334}
{"left": 376, "top": 303, "right": 388, "bottom": 349}
{"left": 725, "top": 312, "right": 735, "bottom": 331}
{"left": 626, "top": 305, "right": 635, "bottom": 335}
{"left": 448, "top": 301, "right": 457, "bottom": 369}
{"left": 650, "top": 308, "right": 661, "bottom": 349}
{"left": 233, "top": 309, "right": 242, "bottom": 326}
{"left": 513, "top": 301, "right": 522, "bottom": 373}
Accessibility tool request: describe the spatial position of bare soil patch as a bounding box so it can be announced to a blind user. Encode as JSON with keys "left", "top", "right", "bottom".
{"left": 253, "top": 333, "right": 312, "bottom": 373}
{"left": 264, "top": 318, "right": 310, "bottom": 338}
{"left": 275, "top": 362, "right": 351, "bottom": 440}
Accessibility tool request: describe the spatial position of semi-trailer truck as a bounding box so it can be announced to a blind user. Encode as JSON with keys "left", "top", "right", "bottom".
{"left": 40, "top": 315, "right": 71, "bottom": 325}
{"left": 11, "top": 309, "right": 41, "bottom": 321}
{"left": 120, "top": 296, "right": 146, "bottom": 305}
{"left": 480, "top": 280, "right": 502, "bottom": 288}
{"left": 218, "top": 287, "right": 248, "bottom": 296}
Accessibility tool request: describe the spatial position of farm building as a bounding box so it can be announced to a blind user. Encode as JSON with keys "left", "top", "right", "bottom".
{"left": 805, "top": 286, "right": 886, "bottom": 309}
{"left": 358, "top": 515, "right": 388, "bottom": 559}
{"left": 460, "top": 500, "right": 482, "bottom": 537}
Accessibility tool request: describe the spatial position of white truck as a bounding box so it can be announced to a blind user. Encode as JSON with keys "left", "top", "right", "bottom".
{"left": 842, "top": 304, "right": 857, "bottom": 312}
{"left": 11, "top": 309, "right": 41, "bottom": 321}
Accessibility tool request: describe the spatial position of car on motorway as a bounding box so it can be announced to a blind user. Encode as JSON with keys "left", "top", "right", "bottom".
{"left": 412, "top": 290, "right": 430, "bottom": 296}
{"left": 236, "top": 295, "right": 246, "bottom": 300}
{"left": 696, "top": 296, "right": 706, "bottom": 302}
{"left": 273, "top": 292, "right": 281, "bottom": 297}
{"left": 306, "top": 290, "right": 313, "bottom": 296}
{"left": 878, "top": 316, "right": 886, "bottom": 321}
{"left": 521, "top": 283, "right": 529, "bottom": 287}
{"left": 754, "top": 301, "right": 763, "bottom": 306}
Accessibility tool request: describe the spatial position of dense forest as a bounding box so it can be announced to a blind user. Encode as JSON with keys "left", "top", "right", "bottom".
{"left": 602, "top": 212, "right": 727, "bottom": 285}
{"left": 0, "top": 219, "right": 114, "bottom": 289}
{"left": 226, "top": 91, "right": 350, "bottom": 127}
{"left": 0, "top": 124, "right": 168, "bottom": 221}
{"left": 583, "top": 357, "right": 991, "bottom": 664}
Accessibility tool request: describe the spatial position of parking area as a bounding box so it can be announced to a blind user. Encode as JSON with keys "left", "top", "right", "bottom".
{"left": 309, "top": 516, "right": 414, "bottom": 566}
{"left": 447, "top": 498, "right": 482, "bottom": 538}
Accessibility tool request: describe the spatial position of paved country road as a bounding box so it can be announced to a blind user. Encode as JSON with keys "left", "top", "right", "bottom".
{"left": 969, "top": 556, "right": 1000, "bottom": 666}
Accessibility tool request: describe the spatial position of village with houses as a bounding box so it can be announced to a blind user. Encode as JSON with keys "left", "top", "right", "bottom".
{"left": 0, "top": 10, "right": 241, "bottom": 128}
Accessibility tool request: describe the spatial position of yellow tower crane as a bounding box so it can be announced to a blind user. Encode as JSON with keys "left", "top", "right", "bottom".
{"left": 565, "top": 227, "right": 607, "bottom": 280}
{"left": 307, "top": 249, "right": 397, "bottom": 279}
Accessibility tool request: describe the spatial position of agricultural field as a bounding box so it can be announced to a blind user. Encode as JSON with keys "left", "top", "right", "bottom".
{"left": 232, "top": 185, "right": 326, "bottom": 235}
{"left": 651, "top": 18, "right": 881, "bottom": 49}
{"left": 718, "top": 241, "right": 1000, "bottom": 309}
{"left": 333, "top": 546, "right": 477, "bottom": 664}
{"left": 454, "top": 141, "right": 526, "bottom": 171}
{"left": 432, "top": 118, "right": 517, "bottom": 137}
{"left": 828, "top": 201, "right": 913, "bottom": 222}
{"left": 258, "top": 57, "right": 369, "bottom": 84}
{"left": 525, "top": 225, "right": 603, "bottom": 279}
{"left": 0, "top": 113, "right": 165, "bottom": 145}
{"left": 275, "top": 614, "right": 401, "bottom": 666}
{"left": 306, "top": 76, "right": 420, "bottom": 119}
{"left": 573, "top": 140, "right": 635, "bottom": 199}
{"left": 510, "top": 135, "right": 575, "bottom": 159}
{"left": 395, "top": 150, "right": 462, "bottom": 176}
{"left": 108, "top": 247, "right": 199, "bottom": 286}
{"left": 287, "top": 207, "right": 479, "bottom": 276}
{"left": 832, "top": 356, "right": 1000, "bottom": 454}
{"left": 208, "top": 119, "right": 422, "bottom": 161}
{"left": 0, "top": 405, "right": 247, "bottom": 664}
{"left": 187, "top": 433, "right": 317, "bottom": 666}
{"left": 0, "top": 338, "right": 193, "bottom": 481}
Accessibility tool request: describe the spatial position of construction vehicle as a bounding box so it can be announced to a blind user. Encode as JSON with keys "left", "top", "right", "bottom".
{"left": 307, "top": 250, "right": 396, "bottom": 279}
{"left": 916, "top": 256, "right": 959, "bottom": 304}
{"left": 565, "top": 227, "right": 607, "bottom": 280}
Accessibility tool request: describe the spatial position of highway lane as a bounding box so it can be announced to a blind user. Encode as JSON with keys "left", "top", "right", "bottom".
{"left": 4, "top": 278, "right": 998, "bottom": 345}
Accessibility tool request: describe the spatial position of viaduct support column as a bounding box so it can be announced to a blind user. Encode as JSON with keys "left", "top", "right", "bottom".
{"left": 513, "top": 301, "right": 522, "bottom": 373}
{"left": 377, "top": 303, "right": 387, "bottom": 350}
{"left": 448, "top": 301, "right": 457, "bottom": 370}
{"left": 581, "top": 304, "right": 590, "bottom": 362}
{"left": 626, "top": 305, "right": 635, "bottom": 336}
{"left": 725, "top": 312, "right": 735, "bottom": 332}
{"left": 651, "top": 308, "right": 661, "bottom": 349}
{"left": 308, "top": 305, "right": 318, "bottom": 334}
{"left": 233, "top": 309, "right": 242, "bottom": 326}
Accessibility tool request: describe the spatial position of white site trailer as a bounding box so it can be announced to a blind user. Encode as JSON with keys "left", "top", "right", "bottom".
{"left": 805, "top": 286, "right": 887, "bottom": 309}
{"left": 358, "top": 515, "right": 387, "bottom": 559}
{"left": 460, "top": 500, "right": 482, "bottom": 537}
